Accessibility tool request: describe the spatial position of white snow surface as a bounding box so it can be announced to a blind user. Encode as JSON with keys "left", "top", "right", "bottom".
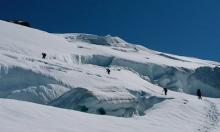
{"left": 0, "top": 20, "right": 220, "bottom": 131}
{"left": 1, "top": 95, "right": 220, "bottom": 132}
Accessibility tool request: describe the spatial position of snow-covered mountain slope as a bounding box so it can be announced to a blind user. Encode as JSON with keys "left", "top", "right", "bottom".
{"left": 0, "top": 19, "right": 220, "bottom": 120}
{"left": 1, "top": 20, "right": 220, "bottom": 132}
{"left": 1, "top": 95, "right": 220, "bottom": 132}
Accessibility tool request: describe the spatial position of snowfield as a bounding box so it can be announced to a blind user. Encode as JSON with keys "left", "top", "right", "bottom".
{"left": 1, "top": 96, "right": 220, "bottom": 132}
{"left": 0, "top": 20, "right": 220, "bottom": 131}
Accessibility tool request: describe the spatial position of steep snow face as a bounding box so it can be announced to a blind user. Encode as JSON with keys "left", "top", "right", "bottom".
{"left": 0, "top": 20, "right": 220, "bottom": 117}
{"left": 110, "top": 59, "right": 220, "bottom": 97}
{"left": 0, "top": 66, "right": 70, "bottom": 104}
{"left": 50, "top": 87, "right": 167, "bottom": 117}
{"left": 60, "top": 53, "right": 220, "bottom": 97}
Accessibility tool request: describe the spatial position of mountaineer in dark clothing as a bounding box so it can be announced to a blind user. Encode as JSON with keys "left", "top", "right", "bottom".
{"left": 197, "top": 89, "right": 202, "bottom": 99}
{"left": 106, "top": 68, "right": 110, "bottom": 74}
{"left": 163, "top": 88, "right": 168, "bottom": 95}
{"left": 42, "top": 53, "right": 46, "bottom": 59}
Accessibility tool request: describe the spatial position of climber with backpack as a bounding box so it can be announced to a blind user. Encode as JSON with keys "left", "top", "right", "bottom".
{"left": 197, "top": 89, "right": 202, "bottom": 99}
{"left": 163, "top": 88, "right": 168, "bottom": 95}
{"left": 42, "top": 52, "right": 47, "bottom": 59}
{"left": 106, "top": 68, "right": 110, "bottom": 75}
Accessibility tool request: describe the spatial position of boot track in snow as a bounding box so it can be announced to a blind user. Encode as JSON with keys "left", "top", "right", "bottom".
{"left": 197, "top": 100, "right": 220, "bottom": 132}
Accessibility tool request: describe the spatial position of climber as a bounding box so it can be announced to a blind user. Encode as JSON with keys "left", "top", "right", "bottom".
{"left": 197, "top": 89, "right": 202, "bottom": 99}
{"left": 106, "top": 68, "right": 110, "bottom": 75}
{"left": 163, "top": 88, "right": 168, "bottom": 95}
{"left": 42, "top": 52, "right": 46, "bottom": 59}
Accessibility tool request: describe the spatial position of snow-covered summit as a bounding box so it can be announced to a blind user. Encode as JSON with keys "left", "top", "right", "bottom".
{"left": 61, "top": 33, "right": 128, "bottom": 47}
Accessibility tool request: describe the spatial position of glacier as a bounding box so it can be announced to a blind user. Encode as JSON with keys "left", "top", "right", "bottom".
{"left": 0, "top": 20, "right": 220, "bottom": 131}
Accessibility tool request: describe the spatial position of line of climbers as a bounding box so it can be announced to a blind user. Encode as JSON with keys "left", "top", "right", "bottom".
{"left": 41, "top": 52, "right": 202, "bottom": 99}
{"left": 163, "top": 88, "right": 202, "bottom": 99}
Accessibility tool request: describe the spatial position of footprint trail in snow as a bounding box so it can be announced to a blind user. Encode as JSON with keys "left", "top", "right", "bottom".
{"left": 197, "top": 100, "right": 220, "bottom": 132}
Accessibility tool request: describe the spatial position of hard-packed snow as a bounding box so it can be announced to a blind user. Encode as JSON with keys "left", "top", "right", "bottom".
{"left": 0, "top": 20, "right": 220, "bottom": 131}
